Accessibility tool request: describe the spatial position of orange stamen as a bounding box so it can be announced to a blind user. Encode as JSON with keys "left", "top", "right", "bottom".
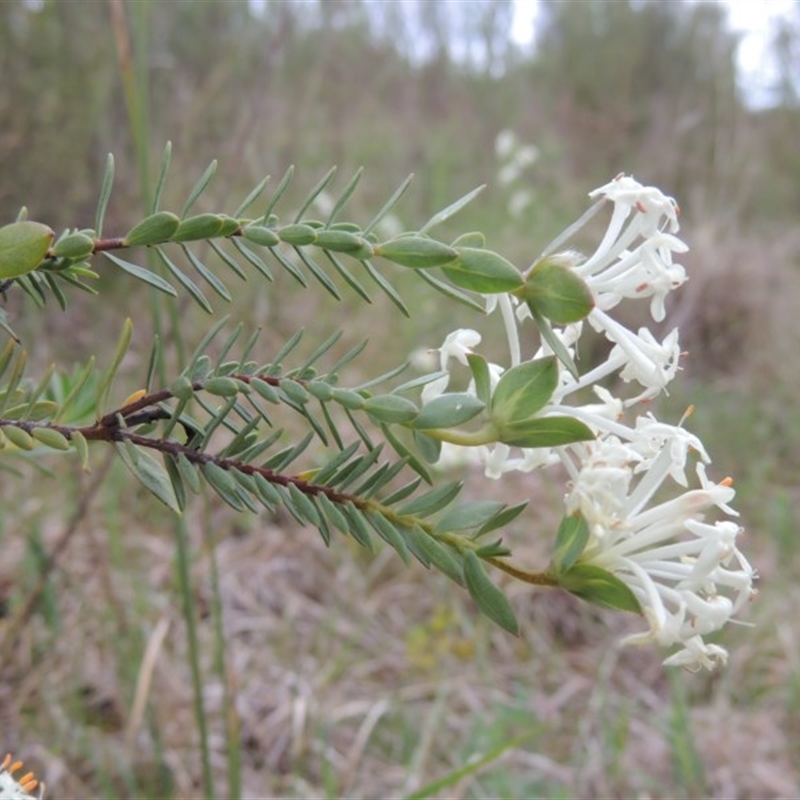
{"left": 21, "top": 775, "right": 38, "bottom": 792}
{"left": 721, "top": 477, "right": 734, "bottom": 487}
{"left": 1, "top": 753, "right": 11, "bottom": 770}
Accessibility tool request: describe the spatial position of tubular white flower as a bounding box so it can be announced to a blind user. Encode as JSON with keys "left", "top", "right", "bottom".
{"left": 564, "top": 434, "right": 755, "bottom": 671}
{"left": 420, "top": 328, "right": 482, "bottom": 404}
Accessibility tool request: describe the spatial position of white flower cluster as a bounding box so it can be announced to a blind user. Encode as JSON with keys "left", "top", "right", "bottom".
{"left": 422, "top": 175, "right": 755, "bottom": 669}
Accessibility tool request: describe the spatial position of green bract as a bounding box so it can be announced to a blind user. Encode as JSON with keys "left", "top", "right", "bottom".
{"left": 556, "top": 563, "right": 641, "bottom": 614}
{"left": 490, "top": 357, "right": 558, "bottom": 426}
{"left": 549, "top": 513, "right": 590, "bottom": 575}
{"left": 495, "top": 416, "right": 594, "bottom": 448}
{"left": 0, "top": 220, "right": 54, "bottom": 279}
{"left": 516, "top": 259, "right": 594, "bottom": 324}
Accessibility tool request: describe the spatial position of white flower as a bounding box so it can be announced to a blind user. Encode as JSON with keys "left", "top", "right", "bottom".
{"left": 564, "top": 434, "right": 755, "bottom": 670}
{"left": 0, "top": 754, "right": 43, "bottom": 800}
{"left": 561, "top": 175, "right": 689, "bottom": 322}
{"left": 587, "top": 311, "right": 682, "bottom": 400}
{"left": 420, "top": 328, "right": 482, "bottom": 404}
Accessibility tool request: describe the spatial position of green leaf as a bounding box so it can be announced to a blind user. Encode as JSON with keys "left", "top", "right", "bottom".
{"left": 366, "top": 511, "right": 411, "bottom": 564}
{"left": 151, "top": 142, "right": 171, "bottom": 214}
{"left": 364, "top": 394, "right": 419, "bottom": 424}
{"left": 490, "top": 357, "right": 558, "bottom": 425}
{"left": 527, "top": 304, "right": 579, "bottom": 380}
{"left": 201, "top": 461, "right": 245, "bottom": 511}
{"left": 318, "top": 492, "right": 350, "bottom": 533}
{"left": 103, "top": 252, "right": 177, "bottom": 296}
{"left": 3, "top": 425, "right": 34, "bottom": 450}
{"left": 414, "top": 269, "right": 486, "bottom": 313}
{"left": 0, "top": 221, "right": 54, "bottom": 279}
{"left": 362, "top": 174, "right": 413, "bottom": 236}
{"left": 474, "top": 501, "right": 527, "bottom": 538}
{"left": 156, "top": 248, "right": 213, "bottom": 314}
{"left": 181, "top": 159, "right": 217, "bottom": 217}
{"left": 280, "top": 378, "right": 309, "bottom": 405}
{"left": 172, "top": 213, "right": 225, "bottom": 242}
{"left": 53, "top": 232, "right": 95, "bottom": 260}
{"left": 202, "top": 377, "right": 240, "bottom": 397}
{"left": 496, "top": 416, "right": 594, "bottom": 448}
{"left": 412, "top": 392, "right": 484, "bottom": 430}
{"left": 242, "top": 224, "right": 280, "bottom": 247}
{"left": 95, "top": 153, "right": 115, "bottom": 236}
{"left": 557, "top": 563, "right": 642, "bottom": 613}
{"left": 381, "top": 424, "right": 431, "bottom": 483}
{"left": 294, "top": 165, "right": 337, "bottom": 221}
{"left": 3, "top": 400, "right": 59, "bottom": 421}
{"left": 412, "top": 430, "right": 442, "bottom": 463}
{"left": 419, "top": 184, "right": 485, "bottom": 234}
{"left": 466, "top": 354, "right": 491, "bottom": 405}
{"left": 550, "top": 513, "right": 590, "bottom": 575}
{"left": 116, "top": 440, "right": 181, "bottom": 514}
{"left": 123, "top": 211, "right": 181, "bottom": 247}
{"left": 405, "top": 527, "right": 464, "bottom": 585}
{"left": 434, "top": 501, "right": 506, "bottom": 533}
{"left": 30, "top": 427, "right": 70, "bottom": 450}
{"left": 519, "top": 260, "right": 594, "bottom": 324}
{"left": 95, "top": 318, "right": 133, "bottom": 414}
{"left": 279, "top": 223, "right": 317, "bottom": 246}
{"left": 441, "top": 247, "right": 523, "bottom": 294}
{"left": 463, "top": 550, "right": 519, "bottom": 635}
{"left": 397, "top": 481, "right": 461, "bottom": 517}
{"left": 234, "top": 173, "right": 269, "bottom": 218}
{"left": 326, "top": 166, "right": 363, "bottom": 223}
{"left": 451, "top": 231, "right": 485, "bottom": 248}
{"left": 71, "top": 429, "right": 90, "bottom": 472}
{"left": 375, "top": 236, "right": 458, "bottom": 269}
{"left": 343, "top": 502, "right": 374, "bottom": 550}
{"left": 313, "top": 229, "right": 366, "bottom": 253}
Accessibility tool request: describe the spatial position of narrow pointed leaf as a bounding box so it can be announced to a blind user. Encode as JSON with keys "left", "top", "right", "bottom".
{"left": 419, "top": 185, "right": 484, "bottom": 234}
{"left": 550, "top": 513, "right": 591, "bottom": 575}
{"left": 104, "top": 252, "right": 177, "bottom": 296}
{"left": 116, "top": 440, "right": 181, "bottom": 514}
{"left": 463, "top": 550, "right": 519, "bottom": 635}
{"left": 95, "top": 153, "right": 115, "bottom": 235}
{"left": 181, "top": 159, "right": 217, "bottom": 217}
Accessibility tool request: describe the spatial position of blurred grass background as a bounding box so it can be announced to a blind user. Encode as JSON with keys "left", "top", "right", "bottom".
{"left": 1, "top": 0, "right": 800, "bottom": 797}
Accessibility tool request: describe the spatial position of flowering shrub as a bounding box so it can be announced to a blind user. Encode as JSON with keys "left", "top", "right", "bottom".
{"left": 418, "top": 175, "right": 755, "bottom": 669}
{"left": 0, "top": 155, "right": 754, "bottom": 682}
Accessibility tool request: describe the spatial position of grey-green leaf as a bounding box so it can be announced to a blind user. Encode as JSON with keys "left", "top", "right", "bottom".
{"left": 116, "top": 440, "right": 181, "bottom": 514}
{"left": 550, "top": 512, "right": 590, "bottom": 575}
{"left": 463, "top": 550, "right": 519, "bottom": 635}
